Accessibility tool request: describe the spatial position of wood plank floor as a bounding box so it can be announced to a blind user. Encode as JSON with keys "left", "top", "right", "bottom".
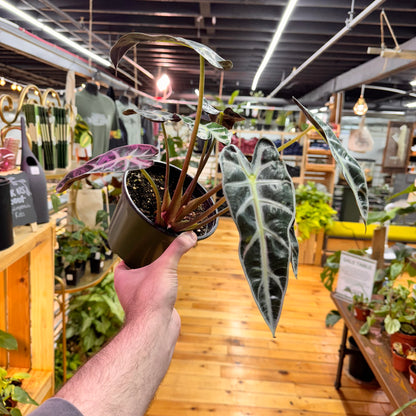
{"left": 146, "top": 218, "right": 394, "bottom": 416}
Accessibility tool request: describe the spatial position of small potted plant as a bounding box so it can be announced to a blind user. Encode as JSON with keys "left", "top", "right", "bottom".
{"left": 0, "top": 330, "right": 38, "bottom": 415}
{"left": 391, "top": 341, "right": 412, "bottom": 372}
{"left": 295, "top": 181, "right": 337, "bottom": 264}
{"left": 57, "top": 219, "right": 91, "bottom": 286}
{"left": 56, "top": 33, "right": 369, "bottom": 336}
{"left": 276, "top": 110, "right": 292, "bottom": 131}
{"left": 350, "top": 292, "right": 373, "bottom": 322}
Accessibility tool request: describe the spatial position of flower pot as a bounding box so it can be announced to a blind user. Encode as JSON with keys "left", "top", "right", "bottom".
{"left": 347, "top": 336, "right": 375, "bottom": 383}
{"left": 64, "top": 264, "right": 84, "bottom": 286}
{"left": 390, "top": 330, "right": 416, "bottom": 349}
{"left": 108, "top": 162, "right": 218, "bottom": 269}
{"left": 409, "top": 363, "right": 416, "bottom": 390}
{"left": 90, "top": 252, "right": 104, "bottom": 274}
{"left": 392, "top": 347, "right": 412, "bottom": 373}
{"left": 353, "top": 305, "right": 370, "bottom": 322}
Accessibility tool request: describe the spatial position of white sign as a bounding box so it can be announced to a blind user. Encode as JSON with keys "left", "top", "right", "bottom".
{"left": 335, "top": 251, "right": 377, "bottom": 302}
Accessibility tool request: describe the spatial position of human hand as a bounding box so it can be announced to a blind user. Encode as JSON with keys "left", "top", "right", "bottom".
{"left": 54, "top": 232, "right": 197, "bottom": 416}
{"left": 114, "top": 231, "right": 197, "bottom": 323}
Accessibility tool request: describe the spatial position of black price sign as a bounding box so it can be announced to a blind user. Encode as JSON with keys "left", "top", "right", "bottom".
{"left": 7, "top": 172, "right": 37, "bottom": 226}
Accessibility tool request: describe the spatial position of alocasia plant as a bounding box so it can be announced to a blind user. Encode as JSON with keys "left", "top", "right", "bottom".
{"left": 57, "top": 33, "right": 368, "bottom": 336}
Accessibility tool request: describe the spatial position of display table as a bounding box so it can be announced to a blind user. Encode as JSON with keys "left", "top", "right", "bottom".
{"left": 331, "top": 293, "right": 416, "bottom": 415}
{"left": 0, "top": 222, "right": 55, "bottom": 415}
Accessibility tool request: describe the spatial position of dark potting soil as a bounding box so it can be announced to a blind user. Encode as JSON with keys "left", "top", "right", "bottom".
{"left": 126, "top": 170, "right": 213, "bottom": 237}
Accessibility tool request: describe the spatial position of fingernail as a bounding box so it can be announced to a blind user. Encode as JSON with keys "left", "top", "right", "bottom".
{"left": 182, "top": 231, "right": 197, "bottom": 244}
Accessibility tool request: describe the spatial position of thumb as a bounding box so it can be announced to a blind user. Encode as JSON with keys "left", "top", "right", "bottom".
{"left": 158, "top": 231, "right": 197, "bottom": 270}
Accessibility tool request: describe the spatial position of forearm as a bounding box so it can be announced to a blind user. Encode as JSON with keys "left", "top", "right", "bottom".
{"left": 56, "top": 311, "right": 180, "bottom": 416}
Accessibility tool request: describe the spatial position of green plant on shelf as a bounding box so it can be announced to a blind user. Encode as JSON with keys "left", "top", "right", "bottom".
{"left": 0, "top": 330, "right": 38, "bottom": 416}
{"left": 57, "top": 213, "right": 110, "bottom": 267}
{"left": 295, "top": 181, "right": 337, "bottom": 242}
{"left": 54, "top": 272, "right": 124, "bottom": 389}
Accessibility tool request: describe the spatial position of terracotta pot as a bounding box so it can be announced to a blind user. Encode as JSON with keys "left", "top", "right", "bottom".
{"left": 392, "top": 349, "right": 412, "bottom": 372}
{"left": 353, "top": 305, "right": 370, "bottom": 322}
{"left": 409, "top": 363, "right": 416, "bottom": 390}
{"left": 390, "top": 330, "right": 416, "bottom": 349}
{"left": 108, "top": 162, "right": 218, "bottom": 269}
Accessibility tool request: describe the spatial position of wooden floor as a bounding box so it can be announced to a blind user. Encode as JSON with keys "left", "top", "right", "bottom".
{"left": 146, "top": 218, "right": 394, "bottom": 416}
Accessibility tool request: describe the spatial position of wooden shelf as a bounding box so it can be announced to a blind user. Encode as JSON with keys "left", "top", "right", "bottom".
{"left": 305, "top": 163, "right": 336, "bottom": 172}
{"left": 0, "top": 222, "right": 55, "bottom": 414}
{"left": 9, "top": 369, "right": 53, "bottom": 415}
{"left": 308, "top": 148, "right": 331, "bottom": 155}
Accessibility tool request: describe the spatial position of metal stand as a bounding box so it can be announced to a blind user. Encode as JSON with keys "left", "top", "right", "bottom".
{"left": 334, "top": 323, "right": 355, "bottom": 389}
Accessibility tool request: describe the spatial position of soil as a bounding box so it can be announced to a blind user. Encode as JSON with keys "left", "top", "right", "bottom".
{"left": 126, "top": 169, "right": 215, "bottom": 236}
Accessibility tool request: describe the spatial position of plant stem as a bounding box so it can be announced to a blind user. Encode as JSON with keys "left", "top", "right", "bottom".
{"left": 276, "top": 125, "right": 314, "bottom": 153}
{"left": 181, "top": 137, "right": 216, "bottom": 208}
{"left": 173, "top": 196, "right": 227, "bottom": 232}
{"left": 175, "top": 182, "right": 223, "bottom": 222}
{"left": 164, "top": 56, "right": 205, "bottom": 224}
{"left": 161, "top": 123, "right": 171, "bottom": 213}
{"left": 140, "top": 169, "right": 162, "bottom": 225}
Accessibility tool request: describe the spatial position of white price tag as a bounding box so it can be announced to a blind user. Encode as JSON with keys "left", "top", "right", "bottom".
{"left": 30, "top": 166, "right": 40, "bottom": 175}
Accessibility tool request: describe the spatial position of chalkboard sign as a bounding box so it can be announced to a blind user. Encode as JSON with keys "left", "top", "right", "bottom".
{"left": 7, "top": 172, "right": 37, "bottom": 226}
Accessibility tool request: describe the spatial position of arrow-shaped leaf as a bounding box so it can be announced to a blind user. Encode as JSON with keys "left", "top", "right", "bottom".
{"left": 202, "top": 97, "right": 220, "bottom": 116}
{"left": 293, "top": 97, "right": 368, "bottom": 222}
{"left": 181, "top": 116, "right": 232, "bottom": 145}
{"left": 220, "top": 138, "right": 297, "bottom": 336}
{"left": 122, "top": 108, "right": 180, "bottom": 123}
{"left": 111, "top": 33, "right": 233, "bottom": 71}
{"left": 56, "top": 144, "right": 158, "bottom": 192}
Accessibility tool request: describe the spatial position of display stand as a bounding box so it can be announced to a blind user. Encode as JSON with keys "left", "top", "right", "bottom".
{"left": 54, "top": 256, "right": 119, "bottom": 382}
{"left": 0, "top": 222, "right": 55, "bottom": 415}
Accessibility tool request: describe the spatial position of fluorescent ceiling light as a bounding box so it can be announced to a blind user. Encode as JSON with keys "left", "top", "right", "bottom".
{"left": 251, "top": 0, "right": 298, "bottom": 91}
{"left": 405, "top": 100, "right": 416, "bottom": 108}
{"left": 410, "top": 79, "right": 416, "bottom": 87}
{"left": 0, "top": 0, "right": 111, "bottom": 68}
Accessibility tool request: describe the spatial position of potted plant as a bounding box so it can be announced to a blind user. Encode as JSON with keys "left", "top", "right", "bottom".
{"left": 57, "top": 219, "right": 91, "bottom": 285}
{"left": 374, "top": 281, "right": 416, "bottom": 347}
{"left": 276, "top": 110, "right": 292, "bottom": 131}
{"left": 391, "top": 341, "right": 412, "bottom": 372}
{"left": 350, "top": 292, "right": 373, "bottom": 322}
{"left": 0, "top": 330, "right": 38, "bottom": 415}
{"left": 56, "top": 33, "right": 368, "bottom": 336}
{"left": 295, "top": 181, "right": 337, "bottom": 265}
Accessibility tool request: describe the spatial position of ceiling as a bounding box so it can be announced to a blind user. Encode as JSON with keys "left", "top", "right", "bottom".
{"left": 1, "top": 0, "right": 416, "bottom": 113}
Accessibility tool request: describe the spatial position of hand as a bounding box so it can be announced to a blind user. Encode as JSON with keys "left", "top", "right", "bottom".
{"left": 114, "top": 231, "right": 197, "bottom": 323}
{"left": 54, "top": 231, "right": 197, "bottom": 416}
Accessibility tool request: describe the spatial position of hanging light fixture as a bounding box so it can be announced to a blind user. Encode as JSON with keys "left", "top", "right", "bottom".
{"left": 0, "top": 77, "right": 5, "bottom": 86}
{"left": 353, "top": 84, "right": 368, "bottom": 116}
{"left": 156, "top": 74, "right": 170, "bottom": 92}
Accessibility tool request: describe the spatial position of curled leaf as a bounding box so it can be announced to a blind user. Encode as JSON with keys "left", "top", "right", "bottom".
{"left": 220, "top": 138, "right": 297, "bottom": 336}
{"left": 202, "top": 97, "right": 220, "bottom": 116}
{"left": 181, "top": 116, "right": 231, "bottom": 145}
{"left": 122, "top": 108, "right": 180, "bottom": 123}
{"left": 56, "top": 144, "right": 158, "bottom": 192}
{"left": 293, "top": 97, "right": 368, "bottom": 222}
{"left": 111, "top": 33, "right": 232, "bottom": 71}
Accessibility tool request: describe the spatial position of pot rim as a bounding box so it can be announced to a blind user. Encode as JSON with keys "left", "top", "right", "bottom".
{"left": 121, "top": 162, "right": 218, "bottom": 239}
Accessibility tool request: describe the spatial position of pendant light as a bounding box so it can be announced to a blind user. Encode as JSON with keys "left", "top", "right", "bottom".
{"left": 353, "top": 85, "right": 368, "bottom": 116}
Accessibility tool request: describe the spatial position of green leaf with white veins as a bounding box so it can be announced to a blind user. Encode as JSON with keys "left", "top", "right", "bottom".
{"left": 111, "top": 33, "right": 233, "bottom": 71}
{"left": 293, "top": 97, "right": 368, "bottom": 222}
{"left": 220, "top": 138, "right": 297, "bottom": 336}
{"left": 181, "top": 116, "right": 231, "bottom": 145}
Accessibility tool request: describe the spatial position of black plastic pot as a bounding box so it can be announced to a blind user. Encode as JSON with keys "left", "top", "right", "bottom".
{"left": 347, "top": 336, "right": 375, "bottom": 382}
{"left": 108, "top": 162, "right": 218, "bottom": 269}
{"left": 64, "top": 264, "right": 84, "bottom": 286}
{"left": 90, "top": 253, "right": 104, "bottom": 274}
{"left": 0, "top": 177, "right": 14, "bottom": 251}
